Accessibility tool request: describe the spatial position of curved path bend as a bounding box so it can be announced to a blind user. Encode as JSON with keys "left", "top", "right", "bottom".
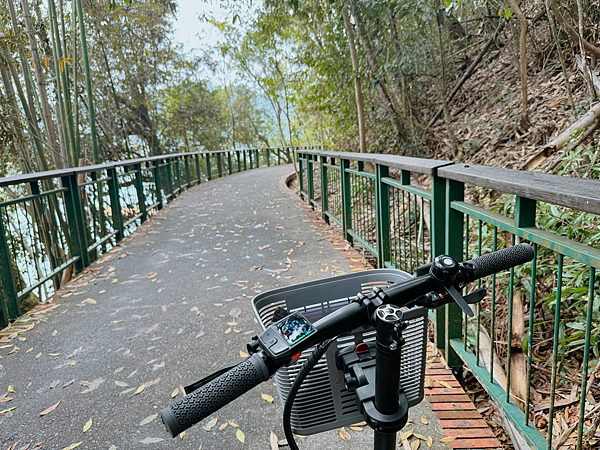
{"left": 0, "top": 164, "right": 451, "bottom": 450}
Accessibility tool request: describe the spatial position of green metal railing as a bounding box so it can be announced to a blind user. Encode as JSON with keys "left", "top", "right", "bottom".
{"left": 298, "top": 149, "right": 600, "bottom": 450}
{"left": 0, "top": 147, "right": 301, "bottom": 329}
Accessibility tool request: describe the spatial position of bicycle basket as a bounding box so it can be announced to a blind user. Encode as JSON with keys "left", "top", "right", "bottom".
{"left": 252, "top": 269, "right": 428, "bottom": 435}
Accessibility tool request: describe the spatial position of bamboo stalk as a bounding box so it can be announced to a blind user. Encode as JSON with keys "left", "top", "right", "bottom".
{"left": 76, "top": 0, "right": 99, "bottom": 163}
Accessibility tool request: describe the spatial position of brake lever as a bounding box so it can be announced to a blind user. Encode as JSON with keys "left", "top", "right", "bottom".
{"left": 463, "top": 288, "right": 486, "bottom": 304}
{"left": 445, "top": 285, "right": 474, "bottom": 317}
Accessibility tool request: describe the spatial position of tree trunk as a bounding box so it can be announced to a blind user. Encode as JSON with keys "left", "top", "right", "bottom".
{"left": 548, "top": 0, "right": 600, "bottom": 59}
{"left": 428, "top": 19, "right": 506, "bottom": 128}
{"left": 544, "top": 0, "right": 576, "bottom": 116}
{"left": 342, "top": 5, "right": 366, "bottom": 153}
{"left": 21, "top": 0, "right": 61, "bottom": 169}
{"left": 350, "top": 2, "right": 404, "bottom": 140}
{"left": 76, "top": 0, "right": 100, "bottom": 163}
{"left": 436, "top": 13, "right": 459, "bottom": 157}
{"left": 576, "top": 0, "right": 598, "bottom": 100}
{"left": 507, "top": 0, "right": 529, "bottom": 128}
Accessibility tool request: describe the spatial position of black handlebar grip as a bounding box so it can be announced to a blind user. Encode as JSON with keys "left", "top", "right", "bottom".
{"left": 466, "top": 243, "right": 534, "bottom": 281}
{"left": 161, "top": 353, "right": 270, "bottom": 437}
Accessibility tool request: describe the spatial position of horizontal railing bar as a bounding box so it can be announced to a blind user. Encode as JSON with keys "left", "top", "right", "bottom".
{"left": 17, "top": 256, "right": 80, "bottom": 300}
{"left": 87, "top": 231, "right": 118, "bottom": 252}
{"left": 439, "top": 163, "right": 600, "bottom": 215}
{"left": 324, "top": 211, "right": 342, "bottom": 227}
{"left": 347, "top": 229, "right": 378, "bottom": 257}
{"left": 452, "top": 201, "right": 600, "bottom": 268}
{"left": 0, "top": 188, "right": 69, "bottom": 208}
{"left": 299, "top": 150, "right": 453, "bottom": 175}
{"left": 323, "top": 163, "right": 339, "bottom": 170}
{"left": 78, "top": 177, "right": 111, "bottom": 187}
{"left": 345, "top": 168, "right": 376, "bottom": 179}
{"left": 382, "top": 177, "right": 432, "bottom": 200}
{"left": 123, "top": 213, "right": 143, "bottom": 228}
{"left": 309, "top": 199, "right": 321, "bottom": 208}
{"left": 0, "top": 148, "right": 290, "bottom": 188}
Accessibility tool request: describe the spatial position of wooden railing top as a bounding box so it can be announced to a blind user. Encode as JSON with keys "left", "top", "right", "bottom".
{"left": 0, "top": 148, "right": 282, "bottom": 188}
{"left": 299, "top": 149, "right": 600, "bottom": 216}
{"left": 299, "top": 150, "right": 453, "bottom": 175}
{"left": 439, "top": 163, "right": 600, "bottom": 216}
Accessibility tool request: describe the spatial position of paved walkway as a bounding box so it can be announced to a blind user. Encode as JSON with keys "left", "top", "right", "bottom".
{"left": 1, "top": 165, "right": 454, "bottom": 450}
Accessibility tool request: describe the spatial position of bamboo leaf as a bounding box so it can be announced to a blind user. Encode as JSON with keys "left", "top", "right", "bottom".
{"left": 236, "top": 427, "right": 245, "bottom": 443}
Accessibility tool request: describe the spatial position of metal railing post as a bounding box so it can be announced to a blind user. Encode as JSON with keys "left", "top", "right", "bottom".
{"left": 320, "top": 155, "right": 329, "bottom": 224}
{"left": 153, "top": 161, "right": 163, "bottom": 209}
{"left": 217, "top": 153, "right": 223, "bottom": 177}
{"left": 278, "top": 147, "right": 282, "bottom": 165}
{"left": 0, "top": 212, "right": 21, "bottom": 326}
{"left": 184, "top": 156, "right": 191, "bottom": 187}
{"left": 61, "top": 173, "right": 89, "bottom": 269}
{"left": 266, "top": 148, "right": 270, "bottom": 166}
{"left": 195, "top": 154, "right": 201, "bottom": 184}
{"left": 444, "top": 178, "right": 465, "bottom": 370}
{"left": 165, "top": 159, "right": 173, "bottom": 199}
{"left": 237, "top": 151, "right": 241, "bottom": 172}
{"left": 307, "top": 155, "right": 314, "bottom": 206}
{"left": 175, "top": 157, "right": 182, "bottom": 194}
{"left": 340, "top": 158, "right": 353, "bottom": 244}
{"left": 206, "top": 154, "right": 212, "bottom": 180}
{"left": 256, "top": 150, "right": 260, "bottom": 168}
{"left": 375, "top": 163, "right": 391, "bottom": 268}
{"left": 431, "top": 171, "right": 447, "bottom": 352}
{"left": 134, "top": 163, "right": 147, "bottom": 223}
{"left": 107, "top": 167, "right": 124, "bottom": 242}
{"left": 298, "top": 153, "right": 304, "bottom": 199}
{"left": 227, "top": 151, "right": 233, "bottom": 174}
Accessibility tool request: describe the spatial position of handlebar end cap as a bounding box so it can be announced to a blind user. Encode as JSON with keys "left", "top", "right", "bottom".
{"left": 160, "top": 406, "right": 182, "bottom": 438}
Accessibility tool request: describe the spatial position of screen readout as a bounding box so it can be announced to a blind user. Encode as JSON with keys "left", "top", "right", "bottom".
{"left": 276, "top": 313, "right": 315, "bottom": 345}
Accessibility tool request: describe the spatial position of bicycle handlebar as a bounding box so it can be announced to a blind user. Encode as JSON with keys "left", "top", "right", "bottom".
{"left": 464, "top": 243, "right": 534, "bottom": 282}
{"left": 160, "top": 245, "right": 534, "bottom": 437}
{"left": 161, "top": 353, "right": 270, "bottom": 436}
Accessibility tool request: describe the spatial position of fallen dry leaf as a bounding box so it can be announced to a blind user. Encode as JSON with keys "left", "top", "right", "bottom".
{"left": 62, "top": 442, "right": 82, "bottom": 450}
{"left": 0, "top": 407, "right": 16, "bottom": 414}
{"left": 140, "top": 437, "right": 164, "bottom": 444}
{"left": 218, "top": 422, "right": 228, "bottom": 431}
{"left": 7, "top": 385, "right": 15, "bottom": 393}
{"left": 80, "top": 378, "right": 105, "bottom": 394}
{"left": 240, "top": 350, "right": 249, "bottom": 358}
{"left": 437, "top": 380, "right": 453, "bottom": 389}
{"left": 206, "top": 417, "right": 218, "bottom": 429}
{"left": 270, "top": 431, "right": 278, "bottom": 450}
{"left": 140, "top": 414, "right": 158, "bottom": 426}
{"left": 421, "top": 417, "right": 428, "bottom": 425}
{"left": 261, "top": 393, "right": 274, "bottom": 403}
{"left": 40, "top": 401, "right": 60, "bottom": 416}
{"left": 171, "top": 387, "right": 179, "bottom": 398}
{"left": 338, "top": 428, "right": 351, "bottom": 441}
{"left": 427, "top": 436, "right": 433, "bottom": 448}
{"left": 135, "top": 384, "right": 145, "bottom": 395}
{"left": 411, "top": 439, "right": 420, "bottom": 450}
{"left": 236, "top": 428, "right": 245, "bottom": 443}
{"left": 83, "top": 418, "right": 92, "bottom": 433}
{"left": 440, "top": 436, "right": 456, "bottom": 443}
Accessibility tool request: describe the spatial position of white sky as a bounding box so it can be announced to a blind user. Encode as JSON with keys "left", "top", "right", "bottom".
{"left": 173, "top": 0, "right": 227, "bottom": 53}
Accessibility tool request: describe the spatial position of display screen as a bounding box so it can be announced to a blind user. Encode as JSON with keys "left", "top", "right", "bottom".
{"left": 276, "top": 313, "right": 315, "bottom": 345}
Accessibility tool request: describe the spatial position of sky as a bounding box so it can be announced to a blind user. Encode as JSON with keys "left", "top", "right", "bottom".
{"left": 173, "top": 0, "right": 227, "bottom": 54}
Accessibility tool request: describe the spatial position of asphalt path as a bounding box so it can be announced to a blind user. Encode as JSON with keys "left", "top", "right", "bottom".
{"left": 0, "top": 164, "right": 451, "bottom": 450}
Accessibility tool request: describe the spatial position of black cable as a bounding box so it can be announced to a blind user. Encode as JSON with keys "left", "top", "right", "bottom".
{"left": 283, "top": 338, "right": 334, "bottom": 450}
